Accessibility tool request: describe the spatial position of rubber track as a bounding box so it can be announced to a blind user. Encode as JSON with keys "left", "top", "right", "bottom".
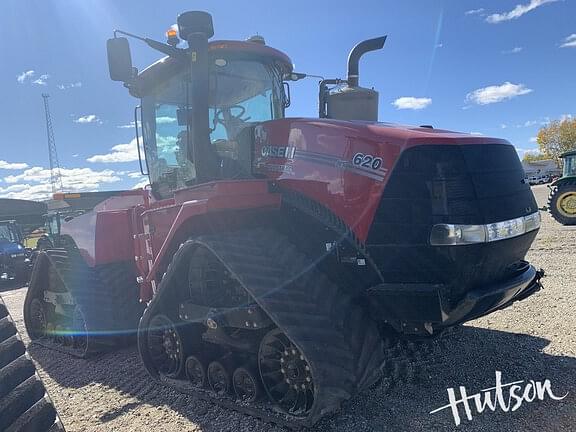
{"left": 25, "top": 248, "right": 143, "bottom": 358}
{"left": 0, "top": 297, "right": 65, "bottom": 432}
{"left": 139, "top": 228, "right": 386, "bottom": 428}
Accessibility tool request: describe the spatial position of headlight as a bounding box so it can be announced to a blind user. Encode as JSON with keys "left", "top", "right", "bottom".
{"left": 523, "top": 212, "right": 541, "bottom": 232}
{"left": 430, "top": 212, "right": 541, "bottom": 246}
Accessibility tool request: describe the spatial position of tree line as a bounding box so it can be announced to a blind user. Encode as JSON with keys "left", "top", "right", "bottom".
{"left": 523, "top": 117, "right": 576, "bottom": 163}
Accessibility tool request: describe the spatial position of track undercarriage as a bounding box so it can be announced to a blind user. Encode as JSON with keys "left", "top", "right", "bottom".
{"left": 138, "top": 228, "right": 444, "bottom": 428}
{"left": 24, "top": 248, "right": 144, "bottom": 358}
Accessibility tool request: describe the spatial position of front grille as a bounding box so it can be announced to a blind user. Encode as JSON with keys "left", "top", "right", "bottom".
{"left": 366, "top": 144, "right": 538, "bottom": 298}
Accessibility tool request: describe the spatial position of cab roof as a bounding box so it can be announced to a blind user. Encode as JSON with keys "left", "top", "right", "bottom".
{"left": 130, "top": 40, "right": 293, "bottom": 98}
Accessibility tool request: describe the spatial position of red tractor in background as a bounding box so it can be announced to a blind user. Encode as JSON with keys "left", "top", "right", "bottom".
{"left": 25, "top": 11, "right": 544, "bottom": 427}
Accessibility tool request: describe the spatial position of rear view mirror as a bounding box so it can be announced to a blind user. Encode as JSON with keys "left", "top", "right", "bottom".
{"left": 107, "top": 37, "right": 134, "bottom": 82}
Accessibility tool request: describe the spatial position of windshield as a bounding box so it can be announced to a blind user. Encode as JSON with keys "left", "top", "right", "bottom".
{"left": 141, "top": 57, "right": 284, "bottom": 197}
{"left": 0, "top": 224, "right": 16, "bottom": 242}
{"left": 564, "top": 155, "right": 576, "bottom": 177}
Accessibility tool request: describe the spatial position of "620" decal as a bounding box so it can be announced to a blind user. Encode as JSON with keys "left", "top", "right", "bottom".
{"left": 352, "top": 153, "right": 383, "bottom": 170}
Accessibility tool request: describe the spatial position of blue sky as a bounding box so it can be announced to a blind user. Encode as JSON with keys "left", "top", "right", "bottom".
{"left": 1, "top": 0, "right": 574, "bottom": 200}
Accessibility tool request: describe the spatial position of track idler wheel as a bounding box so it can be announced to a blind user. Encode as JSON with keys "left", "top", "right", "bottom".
{"left": 258, "top": 328, "right": 315, "bottom": 416}
{"left": 147, "top": 315, "right": 185, "bottom": 378}
{"left": 185, "top": 355, "right": 207, "bottom": 388}
{"left": 28, "top": 298, "right": 48, "bottom": 339}
{"left": 233, "top": 367, "right": 262, "bottom": 403}
{"left": 207, "top": 361, "right": 231, "bottom": 395}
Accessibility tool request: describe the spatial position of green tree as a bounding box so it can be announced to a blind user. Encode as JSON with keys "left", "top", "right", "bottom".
{"left": 537, "top": 117, "right": 576, "bottom": 162}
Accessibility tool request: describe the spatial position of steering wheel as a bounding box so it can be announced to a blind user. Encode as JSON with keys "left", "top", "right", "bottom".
{"left": 215, "top": 105, "right": 251, "bottom": 125}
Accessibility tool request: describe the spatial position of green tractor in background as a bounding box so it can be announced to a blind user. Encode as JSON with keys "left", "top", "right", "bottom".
{"left": 548, "top": 150, "right": 576, "bottom": 225}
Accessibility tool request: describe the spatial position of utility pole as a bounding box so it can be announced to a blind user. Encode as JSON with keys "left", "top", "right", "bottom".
{"left": 42, "top": 94, "right": 63, "bottom": 193}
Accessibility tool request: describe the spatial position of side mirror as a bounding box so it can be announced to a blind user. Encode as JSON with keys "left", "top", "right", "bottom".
{"left": 107, "top": 37, "right": 134, "bottom": 82}
{"left": 283, "top": 72, "right": 307, "bottom": 82}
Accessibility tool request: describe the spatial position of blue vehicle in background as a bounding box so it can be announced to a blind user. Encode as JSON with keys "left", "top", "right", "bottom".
{"left": 0, "top": 220, "right": 31, "bottom": 282}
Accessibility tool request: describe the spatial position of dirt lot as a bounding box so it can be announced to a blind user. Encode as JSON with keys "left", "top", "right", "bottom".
{"left": 2, "top": 184, "right": 575, "bottom": 431}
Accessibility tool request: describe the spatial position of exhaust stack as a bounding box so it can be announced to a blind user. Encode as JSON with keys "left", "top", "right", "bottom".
{"left": 177, "top": 11, "right": 221, "bottom": 181}
{"left": 347, "top": 36, "right": 387, "bottom": 87}
{"left": 326, "top": 36, "right": 386, "bottom": 122}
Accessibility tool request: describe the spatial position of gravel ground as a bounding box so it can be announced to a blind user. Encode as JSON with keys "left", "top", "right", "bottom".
{"left": 2, "top": 184, "right": 575, "bottom": 432}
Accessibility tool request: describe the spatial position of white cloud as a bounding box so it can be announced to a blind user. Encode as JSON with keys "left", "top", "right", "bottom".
{"left": 560, "top": 34, "right": 576, "bottom": 48}
{"left": 17, "top": 70, "right": 35, "bottom": 83}
{"left": 1, "top": 167, "right": 121, "bottom": 201}
{"left": 392, "top": 97, "right": 432, "bottom": 110}
{"left": 58, "top": 82, "right": 83, "bottom": 90}
{"left": 0, "top": 160, "right": 28, "bottom": 170}
{"left": 560, "top": 113, "right": 573, "bottom": 121}
{"left": 87, "top": 135, "right": 176, "bottom": 163}
{"left": 32, "top": 74, "right": 50, "bottom": 86}
{"left": 486, "top": 0, "right": 559, "bottom": 24}
{"left": 466, "top": 82, "right": 533, "bottom": 105}
{"left": 87, "top": 139, "right": 140, "bottom": 163}
{"left": 502, "top": 47, "right": 523, "bottom": 54}
{"left": 74, "top": 114, "right": 102, "bottom": 124}
{"left": 512, "top": 119, "right": 540, "bottom": 128}
{"left": 470, "top": 132, "right": 484, "bottom": 136}
{"left": 530, "top": 137, "right": 538, "bottom": 143}
{"left": 132, "top": 179, "right": 149, "bottom": 189}
{"left": 156, "top": 116, "right": 177, "bottom": 124}
{"left": 117, "top": 121, "right": 140, "bottom": 129}
{"left": 465, "top": 8, "right": 485, "bottom": 16}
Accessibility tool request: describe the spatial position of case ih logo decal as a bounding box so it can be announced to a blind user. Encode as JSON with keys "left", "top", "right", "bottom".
{"left": 261, "top": 145, "right": 296, "bottom": 159}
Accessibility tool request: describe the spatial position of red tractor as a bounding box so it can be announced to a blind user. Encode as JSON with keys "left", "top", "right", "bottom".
{"left": 25, "top": 11, "right": 544, "bottom": 427}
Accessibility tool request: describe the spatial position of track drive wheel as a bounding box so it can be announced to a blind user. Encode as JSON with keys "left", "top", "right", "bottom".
{"left": 147, "top": 315, "right": 185, "bottom": 378}
{"left": 259, "top": 328, "right": 315, "bottom": 416}
{"left": 549, "top": 183, "right": 576, "bottom": 225}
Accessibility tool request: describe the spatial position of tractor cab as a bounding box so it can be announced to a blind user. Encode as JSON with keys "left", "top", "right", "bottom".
{"left": 560, "top": 150, "right": 576, "bottom": 178}
{"left": 107, "top": 13, "right": 293, "bottom": 198}
{"left": 137, "top": 41, "right": 292, "bottom": 197}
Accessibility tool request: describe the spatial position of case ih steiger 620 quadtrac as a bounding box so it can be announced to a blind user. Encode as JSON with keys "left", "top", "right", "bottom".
{"left": 25, "top": 11, "right": 544, "bottom": 427}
